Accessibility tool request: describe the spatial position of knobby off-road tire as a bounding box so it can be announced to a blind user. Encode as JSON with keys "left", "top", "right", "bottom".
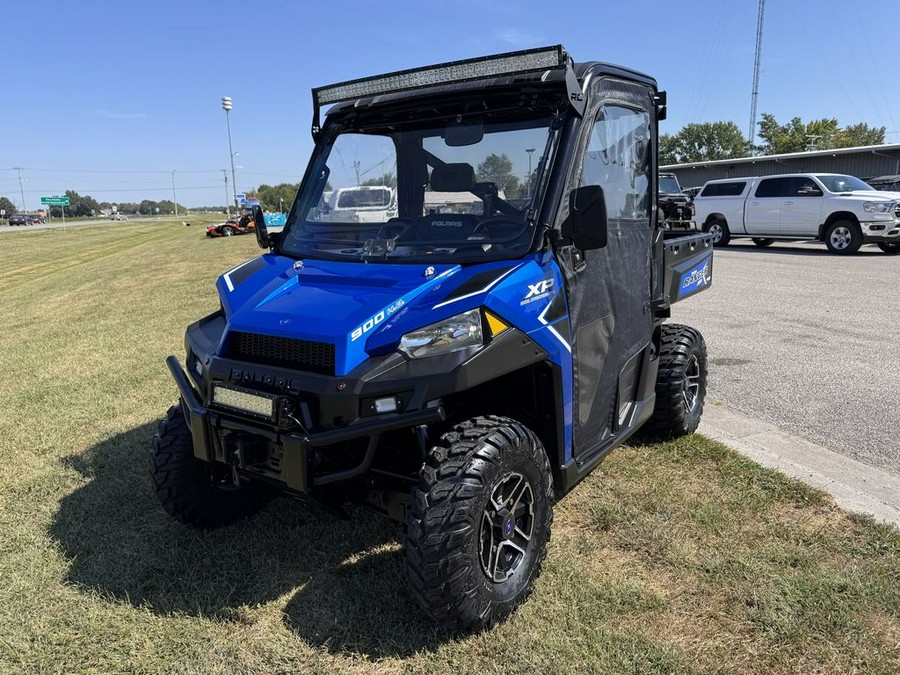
{"left": 824, "top": 220, "right": 862, "bottom": 255}
{"left": 705, "top": 218, "right": 731, "bottom": 247}
{"left": 405, "top": 416, "right": 554, "bottom": 631}
{"left": 150, "top": 405, "right": 267, "bottom": 528}
{"left": 877, "top": 242, "right": 900, "bottom": 254}
{"left": 645, "top": 324, "right": 708, "bottom": 439}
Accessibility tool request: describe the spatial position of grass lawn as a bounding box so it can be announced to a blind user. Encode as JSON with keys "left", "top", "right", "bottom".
{"left": 0, "top": 221, "right": 898, "bottom": 674}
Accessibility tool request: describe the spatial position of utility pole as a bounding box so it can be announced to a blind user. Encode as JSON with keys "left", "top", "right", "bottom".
{"left": 172, "top": 170, "right": 179, "bottom": 218}
{"left": 222, "top": 97, "right": 238, "bottom": 210}
{"left": 14, "top": 167, "right": 26, "bottom": 212}
{"left": 748, "top": 0, "right": 766, "bottom": 149}
{"left": 223, "top": 170, "right": 230, "bottom": 217}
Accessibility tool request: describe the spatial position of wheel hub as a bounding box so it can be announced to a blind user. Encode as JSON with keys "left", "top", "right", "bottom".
{"left": 480, "top": 472, "right": 535, "bottom": 582}
{"left": 830, "top": 227, "right": 850, "bottom": 249}
{"left": 682, "top": 354, "right": 701, "bottom": 411}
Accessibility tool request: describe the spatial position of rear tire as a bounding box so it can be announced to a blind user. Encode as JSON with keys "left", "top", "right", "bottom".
{"left": 405, "top": 416, "right": 553, "bottom": 631}
{"left": 877, "top": 242, "right": 900, "bottom": 254}
{"left": 150, "top": 405, "right": 267, "bottom": 528}
{"left": 824, "top": 220, "right": 862, "bottom": 255}
{"left": 644, "top": 324, "right": 708, "bottom": 439}
{"left": 705, "top": 218, "right": 731, "bottom": 247}
{"left": 752, "top": 238, "right": 775, "bottom": 247}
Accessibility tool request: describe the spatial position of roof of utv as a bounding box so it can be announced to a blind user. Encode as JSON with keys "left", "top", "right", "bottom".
{"left": 312, "top": 46, "right": 657, "bottom": 130}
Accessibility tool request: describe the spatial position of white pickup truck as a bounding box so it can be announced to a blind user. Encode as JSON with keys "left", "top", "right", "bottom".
{"left": 692, "top": 173, "right": 900, "bottom": 255}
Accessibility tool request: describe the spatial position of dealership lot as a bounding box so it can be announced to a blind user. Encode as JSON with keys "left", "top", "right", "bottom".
{"left": 674, "top": 240, "right": 900, "bottom": 474}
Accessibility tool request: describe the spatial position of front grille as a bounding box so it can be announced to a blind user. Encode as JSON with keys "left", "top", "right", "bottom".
{"left": 227, "top": 331, "right": 335, "bottom": 375}
{"left": 894, "top": 205, "right": 900, "bottom": 218}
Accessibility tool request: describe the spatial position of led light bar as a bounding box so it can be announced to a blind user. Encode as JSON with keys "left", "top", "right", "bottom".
{"left": 314, "top": 45, "right": 566, "bottom": 107}
{"left": 212, "top": 383, "right": 274, "bottom": 418}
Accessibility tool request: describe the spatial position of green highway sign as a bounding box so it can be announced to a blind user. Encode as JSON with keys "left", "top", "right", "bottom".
{"left": 41, "top": 196, "right": 70, "bottom": 206}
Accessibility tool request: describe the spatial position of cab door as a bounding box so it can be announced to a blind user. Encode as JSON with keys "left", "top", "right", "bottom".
{"left": 780, "top": 176, "right": 825, "bottom": 235}
{"left": 745, "top": 177, "right": 791, "bottom": 235}
{"left": 557, "top": 76, "right": 654, "bottom": 461}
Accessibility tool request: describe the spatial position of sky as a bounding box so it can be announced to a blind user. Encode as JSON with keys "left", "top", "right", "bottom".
{"left": 4, "top": 0, "right": 899, "bottom": 209}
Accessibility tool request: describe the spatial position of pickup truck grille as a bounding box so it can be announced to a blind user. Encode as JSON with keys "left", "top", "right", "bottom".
{"left": 895, "top": 205, "right": 900, "bottom": 218}
{"left": 226, "top": 331, "right": 335, "bottom": 375}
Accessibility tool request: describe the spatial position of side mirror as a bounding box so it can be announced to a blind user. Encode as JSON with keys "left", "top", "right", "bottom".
{"left": 563, "top": 185, "right": 608, "bottom": 250}
{"left": 253, "top": 206, "right": 270, "bottom": 249}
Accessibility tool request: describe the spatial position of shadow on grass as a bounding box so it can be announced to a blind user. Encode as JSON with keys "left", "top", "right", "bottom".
{"left": 50, "top": 422, "right": 449, "bottom": 658}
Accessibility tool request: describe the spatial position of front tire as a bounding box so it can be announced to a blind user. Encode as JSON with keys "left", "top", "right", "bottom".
{"left": 878, "top": 242, "right": 900, "bottom": 254}
{"left": 222, "top": 225, "right": 236, "bottom": 236}
{"left": 705, "top": 218, "right": 731, "bottom": 247}
{"left": 150, "top": 405, "right": 267, "bottom": 528}
{"left": 644, "top": 324, "right": 708, "bottom": 439}
{"left": 824, "top": 220, "right": 862, "bottom": 255}
{"left": 405, "top": 416, "right": 553, "bottom": 631}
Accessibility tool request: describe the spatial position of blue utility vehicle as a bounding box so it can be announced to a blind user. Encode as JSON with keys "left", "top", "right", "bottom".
{"left": 152, "top": 46, "right": 713, "bottom": 629}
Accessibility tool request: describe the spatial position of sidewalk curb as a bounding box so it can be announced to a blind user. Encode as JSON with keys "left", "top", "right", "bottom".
{"left": 699, "top": 403, "right": 900, "bottom": 528}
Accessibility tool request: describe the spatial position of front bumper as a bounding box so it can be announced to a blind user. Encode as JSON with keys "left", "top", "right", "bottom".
{"left": 169, "top": 355, "right": 445, "bottom": 492}
{"left": 861, "top": 219, "right": 900, "bottom": 243}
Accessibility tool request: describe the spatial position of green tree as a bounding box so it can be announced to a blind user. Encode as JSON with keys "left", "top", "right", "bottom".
{"left": 0, "top": 196, "right": 17, "bottom": 216}
{"left": 476, "top": 153, "right": 519, "bottom": 197}
{"left": 255, "top": 183, "right": 299, "bottom": 212}
{"left": 660, "top": 121, "right": 749, "bottom": 164}
{"left": 756, "top": 114, "right": 885, "bottom": 154}
{"left": 361, "top": 172, "right": 396, "bottom": 188}
{"left": 48, "top": 190, "right": 101, "bottom": 218}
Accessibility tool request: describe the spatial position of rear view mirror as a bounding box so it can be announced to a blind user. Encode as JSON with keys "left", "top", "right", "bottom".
{"left": 444, "top": 119, "right": 484, "bottom": 146}
{"left": 253, "top": 206, "right": 270, "bottom": 249}
{"left": 563, "top": 185, "right": 608, "bottom": 250}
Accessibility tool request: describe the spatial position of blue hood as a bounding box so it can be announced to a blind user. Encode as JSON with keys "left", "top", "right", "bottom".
{"left": 217, "top": 255, "right": 467, "bottom": 375}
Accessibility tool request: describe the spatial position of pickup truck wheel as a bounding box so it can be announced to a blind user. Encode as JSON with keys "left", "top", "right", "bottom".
{"left": 752, "top": 238, "right": 775, "bottom": 247}
{"left": 644, "top": 324, "right": 707, "bottom": 439}
{"left": 405, "top": 416, "right": 553, "bottom": 631}
{"left": 150, "top": 405, "right": 267, "bottom": 528}
{"left": 824, "top": 220, "right": 862, "bottom": 255}
{"left": 877, "top": 242, "right": 900, "bottom": 254}
{"left": 705, "top": 219, "right": 730, "bottom": 246}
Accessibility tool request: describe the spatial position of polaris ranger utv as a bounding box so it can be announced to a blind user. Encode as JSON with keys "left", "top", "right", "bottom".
{"left": 152, "top": 45, "right": 713, "bottom": 630}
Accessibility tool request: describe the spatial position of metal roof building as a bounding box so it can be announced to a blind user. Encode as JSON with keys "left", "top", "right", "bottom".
{"left": 662, "top": 143, "right": 900, "bottom": 190}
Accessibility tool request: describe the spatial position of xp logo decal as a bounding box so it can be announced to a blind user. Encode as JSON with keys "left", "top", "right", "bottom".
{"left": 521, "top": 278, "right": 554, "bottom": 305}
{"left": 678, "top": 260, "right": 712, "bottom": 297}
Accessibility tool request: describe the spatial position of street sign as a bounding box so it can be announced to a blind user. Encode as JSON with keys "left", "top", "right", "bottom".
{"left": 235, "top": 193, "right": 246, "bottom": 205}
{"left": 41, "top": 196, "right": 70, "bottom": 206}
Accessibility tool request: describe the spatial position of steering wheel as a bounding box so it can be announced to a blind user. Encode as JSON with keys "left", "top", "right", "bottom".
{"left": 472, "top": 215, "right": 525, "bottom": 237}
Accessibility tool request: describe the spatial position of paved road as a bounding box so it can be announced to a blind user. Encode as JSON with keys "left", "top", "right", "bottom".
{"left": 674, "top": 240, "right": 900, "bottom": 474}
{"left": 0, "top": 216, "right": 172, "bottom": 233}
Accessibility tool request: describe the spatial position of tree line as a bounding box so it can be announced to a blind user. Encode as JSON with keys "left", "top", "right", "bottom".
{"left": 661, "top": 114, "right": 886, "bottom": 165}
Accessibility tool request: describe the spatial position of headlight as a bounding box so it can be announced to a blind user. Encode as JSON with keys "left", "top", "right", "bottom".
{"left": 863, "top": 201, "right": 894, "bottom": 214}
{"left": 399, "top": 309, "right": 483, "bottom": 359}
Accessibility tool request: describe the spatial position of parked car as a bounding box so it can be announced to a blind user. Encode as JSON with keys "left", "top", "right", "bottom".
{"left": 206, "top": 214, "right": 255, "bottom": 237}
{"left": 9, "top": 213, "right": 39, "bottom": 226}
{"left": 110, "top": 213, "right": 129, "bottom": 221}
{"left": 692, "top": 173, "right": 900, "bottom": 254}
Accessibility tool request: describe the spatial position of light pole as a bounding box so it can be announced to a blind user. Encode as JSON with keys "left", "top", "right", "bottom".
{"left": 171, "top": 170, "right": 178, "bottom": 218}
{"left": 525, "top": 148, "right": 536, "bottom": 197}
{"left": 222, "top": 96, "right": 238, "bottom": 210}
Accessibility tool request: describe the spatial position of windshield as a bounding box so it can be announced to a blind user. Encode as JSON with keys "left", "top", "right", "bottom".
{"left": 658, "top": 175, "right": 681, "bottom": 193}
{"left": 816, "top": 175, "right": 874, "bottom": 193}
{"left": 280, "top": 114, "right": 558, "bottom": 263}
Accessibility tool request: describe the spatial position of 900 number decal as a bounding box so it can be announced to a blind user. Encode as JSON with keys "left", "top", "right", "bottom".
{"left": 351, "top": 299, "right": 405, "bottom": 341}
